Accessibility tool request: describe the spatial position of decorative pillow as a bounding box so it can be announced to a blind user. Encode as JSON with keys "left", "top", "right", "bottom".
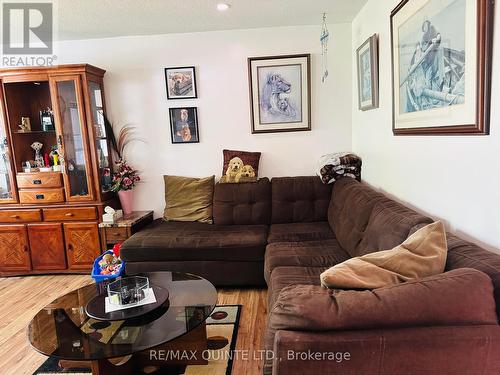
{"left": 163, "top": 175, "right": 214, "bottom": 223}
{"left": 320, "top": 221, "right": 447, "bottom": 289}
{"left": 220, "top": 149, "right": 261, "bottom": 184}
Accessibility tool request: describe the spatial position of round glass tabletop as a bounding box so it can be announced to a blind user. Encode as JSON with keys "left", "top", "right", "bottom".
{"left": 28, "top": 272, "right": 218, "bottom": 360}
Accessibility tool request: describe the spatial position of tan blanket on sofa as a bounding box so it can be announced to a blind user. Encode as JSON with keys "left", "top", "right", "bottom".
{"left": 320, "top": 221, "right": 447, "bottom": 289}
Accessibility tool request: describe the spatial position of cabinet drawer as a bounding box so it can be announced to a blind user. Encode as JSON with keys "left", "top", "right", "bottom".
{"left": 17, "top": 172, "right": 63, "bottom": 189}
{"left": 19, "top": 188, "right": 65, "bottom": 204}
{"left": 0, "top": 209, "right": 41, "bottom": 223}
{"left": 43, "top": 207, "right": 97, "bottom": 221}
{"left": 105, "top": 227, "right": 129, "bottom": 242}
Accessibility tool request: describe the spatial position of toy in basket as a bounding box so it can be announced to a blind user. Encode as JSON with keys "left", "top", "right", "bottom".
{"left": 92, "top": 243, "right": 125, "bottom": 282}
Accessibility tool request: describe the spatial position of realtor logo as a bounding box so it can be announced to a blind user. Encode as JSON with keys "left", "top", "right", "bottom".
{"left": 3, "top": 2, "right": 53, "bottom": 54}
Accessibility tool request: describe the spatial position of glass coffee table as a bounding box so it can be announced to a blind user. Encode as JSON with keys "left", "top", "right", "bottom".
{"left": 28, "top": 272, "right": 217, "bottom": 375}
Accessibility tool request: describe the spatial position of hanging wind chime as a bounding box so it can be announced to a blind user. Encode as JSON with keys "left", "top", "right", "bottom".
{"left": 320, "top": 13, "right": 330, "bottom": 83}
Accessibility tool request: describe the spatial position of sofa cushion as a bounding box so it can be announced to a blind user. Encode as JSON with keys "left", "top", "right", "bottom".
{"left": 446, "top": 232, "right": 500, "bottom": 321}
{"left": 268, "top": 266, "right": 325, "bottom": 308}
{"left": 121, "top": 219, "right": 268, "bottom": 262}
{"left": 267, "top": 222, "right": 334, "bottom": 243}
{"left": 320, "top": 221, "right": 447, "bottom": 289}
{"left": 213, "top": 178, "right": 271, "bottom": 225}
{"left": 271, "top": 176, "right": 332, "bottom": 224}
{"left": 163, "top": 175, "right": 214, "bottom": 223}
{"left": 329, "top": 178, "right": 385, "bottom": 256}
{"left": 354, "top": 199, "right": 433, "bottom": 257}
{"left": 271, "top": 268, "right": 498, "bottom": 332}
{"left": 264, "top": 240, "right": 350, "bottom": 284}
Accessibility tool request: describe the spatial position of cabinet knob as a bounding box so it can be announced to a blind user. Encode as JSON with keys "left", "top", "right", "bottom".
{"left": 10, "top": 215, "right": 19, "bottom": 219}
{"left": 23, "top": 245, "right": 28, "bottom": 252}
{"left": 65, "top": 213, "right": 74, "bottom": 217}
{"left": 68, "top": 244, "right": 73, "bottom": 251}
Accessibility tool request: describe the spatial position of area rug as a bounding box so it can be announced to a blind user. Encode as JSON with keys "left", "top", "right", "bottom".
{"left": 34, "top": 305, "right": 241, "bottom": 375}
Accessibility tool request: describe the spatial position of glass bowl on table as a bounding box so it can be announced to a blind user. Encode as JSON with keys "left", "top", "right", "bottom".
{"left": 107, "top": 276, "right": 149, "bottom": 306}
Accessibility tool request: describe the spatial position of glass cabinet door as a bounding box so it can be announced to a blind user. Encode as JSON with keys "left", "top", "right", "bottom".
{"left": 50, "top": 76, "right": 94, "bottom": 201}
{"left": 88, "top": 81, "right": 112, "bottom": 194}
{"left": 0, "top": 89, "right": 17, "bottom": 203}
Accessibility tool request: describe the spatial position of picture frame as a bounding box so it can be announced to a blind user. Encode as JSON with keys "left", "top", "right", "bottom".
{"left": 165, "top": 66, "right": 197, "bottom": 99}
{"left": 357, "top": 34, "right": 379, "bottom": 111}
{"left": 169, "top": 107, "right": 199, "bottom": 144}
{"left": 391, "top": 0, "right": 493, "bottom": 135}
{"left": 39, "top": 109, "right": 54, "bottom": 131}
{"left": 248, "top": 54, "right": 311, "bottom": 134}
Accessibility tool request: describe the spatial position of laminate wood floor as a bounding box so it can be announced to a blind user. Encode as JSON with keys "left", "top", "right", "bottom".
{"left": 0, "top": 275, "right": 267, "bottom": 375}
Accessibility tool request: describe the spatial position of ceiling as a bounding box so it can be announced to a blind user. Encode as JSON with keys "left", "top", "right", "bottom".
{"left": 57, "top": 0, "right": 368, "bottom": 41}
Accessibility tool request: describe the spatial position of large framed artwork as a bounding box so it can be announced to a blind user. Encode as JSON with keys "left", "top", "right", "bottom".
{"left": 357, "top": 34, "right": 379, "bottom": 111}
{"left": 248, "top": 54, "right": 311, "bottom": 134}
{"left": 391, "top": 0, "right": 494, "bottom": 135}
{"left": 165, "top": 66, "right": 197, "bottom": 99}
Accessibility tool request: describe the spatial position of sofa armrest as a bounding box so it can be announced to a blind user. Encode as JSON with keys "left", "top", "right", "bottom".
{"left": 269, "top": 326, "right": 500, "bottom": 375}
{"left": 268, "top": 268, "right": 497, "bottom": 334}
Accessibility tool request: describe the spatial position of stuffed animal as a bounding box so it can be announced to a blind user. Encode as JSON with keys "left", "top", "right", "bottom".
{"left": 102, "top": 253, "right": 114, "bottom": 265}
{"left": 31, "top": 142, "right": 44, "bottom": 168}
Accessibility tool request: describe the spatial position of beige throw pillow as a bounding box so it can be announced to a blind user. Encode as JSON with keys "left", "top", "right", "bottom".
{"left": 320, "top": 221, "right": 447, "bottom": 289}
{"left": 163, "top": 175, "right": 214, "bottom": 223}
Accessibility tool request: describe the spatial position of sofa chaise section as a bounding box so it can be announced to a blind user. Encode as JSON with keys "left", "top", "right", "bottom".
{"left": 266, "top": 268, "right": 500, "bottom": 374}
{"left": 121, "top": 178, "right": 272, "bottom": 286}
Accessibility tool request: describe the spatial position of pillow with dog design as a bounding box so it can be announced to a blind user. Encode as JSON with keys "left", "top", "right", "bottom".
{"left": 220, "top": 149, "right": 261, "bottom": 183}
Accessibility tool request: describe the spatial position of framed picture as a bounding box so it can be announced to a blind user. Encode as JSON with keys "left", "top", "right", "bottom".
{"left": 165, "top": 66, "right": 197, "bottom": 99}
{"left": 248, "top": 54, "right": 311, "bottom": 134}
{"left": 391, "top": 0, "right": 493, "bottom": 135}
{"left": 357, "top": 34, "right": 379, "bottom": 111}
{"left": 169, "top": 107, "right": 199, "bottom": 144}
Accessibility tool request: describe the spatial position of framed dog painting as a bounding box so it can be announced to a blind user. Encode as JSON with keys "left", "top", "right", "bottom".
{"left": 248, "top": 54, "right": 311, "bottom": 134}
{"left": 357, "top": 34, "right": 379, "bottom": 111}
{"left": 169, "top": 107, "right": 199, "bottom": 144}
{"left": 391, "top": 0, "right": 493, "bottom": 135}
{"left": 165, "top": 66, "right": 197, "bottom": 99}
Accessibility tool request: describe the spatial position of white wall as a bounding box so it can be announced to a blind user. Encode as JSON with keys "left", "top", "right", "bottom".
{"left": 352, "top": 1, "right": 500, "bottom": 252}
{"left": 54, "top": 24, "right": 352, "bottom": 218}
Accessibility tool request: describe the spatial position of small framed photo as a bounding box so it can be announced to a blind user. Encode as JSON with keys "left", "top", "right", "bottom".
{"left": 356, "top": 34, "right": 379, "bottom": 111}
{"left": 169, "top": 107, "right": 199, "bottom": 144}
{"left": 165, "top": 66, "right": 197, "bottom": 99}
{"left": 248, "top": 54, "right": 311, "bottom": 134}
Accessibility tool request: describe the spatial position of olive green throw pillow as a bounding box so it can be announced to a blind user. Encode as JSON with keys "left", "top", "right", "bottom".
{"left": 163, "top": 175, "right": 214, "bottom": 223}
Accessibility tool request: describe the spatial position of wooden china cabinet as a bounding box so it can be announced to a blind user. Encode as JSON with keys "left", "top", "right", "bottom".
{"left": 0, "top": 64, "right": 118, "bottom": 276}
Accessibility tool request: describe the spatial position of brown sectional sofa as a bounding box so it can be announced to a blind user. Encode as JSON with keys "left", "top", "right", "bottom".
{"left": 264, "top": 177, "right": 500, "bottom": 374}
{"left": 121, "top": 176, "right": 333, "bottom": 286}
{"left": 121, "top": 176, "right": 500, "bottom": 374}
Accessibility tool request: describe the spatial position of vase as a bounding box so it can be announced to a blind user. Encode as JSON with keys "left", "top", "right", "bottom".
{"left": 118, "top": 189, "right": 134, "bottom": 216}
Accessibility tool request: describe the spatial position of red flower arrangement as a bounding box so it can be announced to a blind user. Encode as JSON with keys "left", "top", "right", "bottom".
{"left": 111, "top": 159, "right": 140, "bottom": 192}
